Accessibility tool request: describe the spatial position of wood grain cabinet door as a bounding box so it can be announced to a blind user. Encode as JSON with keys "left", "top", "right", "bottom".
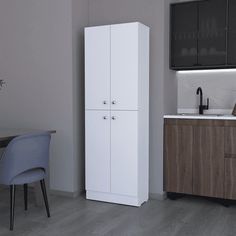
{"left": 225, "top": 127, "right": 236, "bottom": 158}
{"left": 164, "top": 125, "right": 193, "bottom": 194}
{"left": 193, "top": 126, "right": 224, "bottom": 198}
{"left": 225, "top": 158, "right": 236, "bottom": 200}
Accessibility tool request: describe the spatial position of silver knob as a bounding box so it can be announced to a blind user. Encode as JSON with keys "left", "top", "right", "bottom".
{"left": 111, "top": 116, "right": 116, "bottom": 120}
{"left": 103, "top": 116, "right": 108, "bottom": 120}
{"left": 112, "top": 101, "right": 116, "bottom": 105}
{"left": 103, "top": 101, "right": 107, "bottom": 105}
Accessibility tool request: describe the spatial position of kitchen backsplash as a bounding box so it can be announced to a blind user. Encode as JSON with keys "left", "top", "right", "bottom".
{"left": 177, "top": 70, "right": 236, "bottom": 112}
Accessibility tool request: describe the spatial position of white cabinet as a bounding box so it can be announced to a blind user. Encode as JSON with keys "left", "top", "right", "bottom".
{"left": 85, "top": 110, "right": 110, "bottom": 193}
{"left": 85, "top": 22, "right": 149, "bottom": 207}
{"left": 111, "top": 111, "right": 138, "bottom": 196}
{"left": 111, "top": 24, "right": 139, "bottom": 110}
{"left": 85, "top": 26, "right": 111, "bottom": 110}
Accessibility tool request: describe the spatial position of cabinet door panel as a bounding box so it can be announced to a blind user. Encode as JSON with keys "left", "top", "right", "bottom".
{"left": 225, "top": 158, "right": 236, "bottom": 200}
{"left": 85, "top": 26, "right": 111, "bottom": 110}
{"left": 228, "top": 0, "right": 236, "bottom": 65}
{"left": 111, "top": 111, "right": 138, "bottom": 196}
{"left": 85, "top": 111, "right": 110, "bottom": 192}
{"left": 193, "top": 127, "right": 224, "bottom": 198}
{"left": 111, "top": 23, "right": 138, "bottom": 110}
{"left": 164, "top": 125, "right": 193, "bottom": 194}
{"left": 198, "top": 0, "right": 227, "bottom": 66}
{"left": 225, "top": 127, "right": 236, "bottom": 157}
{"left": 171, "top": 2, "right": 198, "bottom": 68}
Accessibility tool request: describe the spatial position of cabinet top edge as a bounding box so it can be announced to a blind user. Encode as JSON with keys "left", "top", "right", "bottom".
{"left": 170, "top": 0, "right": 206, "bottom": 7}
{"left": 85, "top": 22, "right": 150, "bottom": 30}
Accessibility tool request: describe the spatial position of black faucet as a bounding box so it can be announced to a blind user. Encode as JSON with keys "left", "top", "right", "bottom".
{"left": 196, "top": 87, "right": 209, "bottom": 115}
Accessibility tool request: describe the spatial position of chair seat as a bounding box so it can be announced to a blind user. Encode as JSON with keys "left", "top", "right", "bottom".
{"left": 10, "top": 168, "right": 45, "bottom": 185}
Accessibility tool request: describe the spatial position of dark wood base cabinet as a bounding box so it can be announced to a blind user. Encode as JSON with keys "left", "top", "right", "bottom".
{"left": 164, "top": 119, "right": 236, "bottom": 201}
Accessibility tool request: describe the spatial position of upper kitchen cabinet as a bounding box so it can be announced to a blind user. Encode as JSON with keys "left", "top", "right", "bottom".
{"left": 198, "top": 0, "right": 227, "bottom": 66}
{"left": 170, "top": 0, "right": 230, "bottom": 70}
{"left": 228, "top": 0, "right": 236, "bottom": 65}
{"left": 170, "top": 2, "right": 198, "bottom": 68}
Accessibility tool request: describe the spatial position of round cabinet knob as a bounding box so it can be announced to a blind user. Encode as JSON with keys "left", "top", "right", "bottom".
{"left": 112, "top": 101, "right": 116, "bottom": 105}
{"left": 103, "top": 116, "right": 108, "bottom": 120}
{"left": 111, "top": 116, "right": 116, "bottom": 120}
{"left": 103, "top": 101, "right": 107, "bottom": 105}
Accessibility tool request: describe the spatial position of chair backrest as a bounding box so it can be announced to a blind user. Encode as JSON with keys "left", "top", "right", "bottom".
{"left": 0, "top": 132, "right": 51, "bottom": 185}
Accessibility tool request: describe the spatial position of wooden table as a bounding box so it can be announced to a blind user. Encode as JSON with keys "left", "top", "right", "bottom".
{"left": 0, "top": 128, "right": 56, "bottom": 206}
{"left": 0, "top": 128, "right": 56, "bottom": 147}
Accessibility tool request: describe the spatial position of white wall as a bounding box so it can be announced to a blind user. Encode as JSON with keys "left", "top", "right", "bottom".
{"left": 72, "top": 0, "right": 89, "bottom": 193}
{"left": 88, "top": 0, "right": 177, "bottom": 196}
{"left": 0, "top": 0, "right": 88, "bottom": 194}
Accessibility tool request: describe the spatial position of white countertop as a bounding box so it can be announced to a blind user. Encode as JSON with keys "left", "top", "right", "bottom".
{"left": 164, "top": 114, "right": 236, "bottom": 120}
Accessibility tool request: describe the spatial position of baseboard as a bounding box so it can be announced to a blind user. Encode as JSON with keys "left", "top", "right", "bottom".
{"left": 50, "top": 189, "right": 84, "bottom": 198}
{"left": 86, "top": 190, "right": 144, "bottom": 207}
{"left": 149, "top": 192, "right": 167, "bottom": 201}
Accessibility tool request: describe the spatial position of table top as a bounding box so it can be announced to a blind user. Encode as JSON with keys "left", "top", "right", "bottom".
{"left": 0, "top": 128, "right": 56, "bottom": 142}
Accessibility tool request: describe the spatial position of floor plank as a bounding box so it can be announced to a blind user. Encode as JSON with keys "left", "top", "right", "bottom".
{"left": 0, "top": 188, "right": 235, "bottom": 236}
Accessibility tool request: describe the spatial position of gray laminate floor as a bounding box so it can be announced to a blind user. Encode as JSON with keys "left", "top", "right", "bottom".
{"left": 0, "top": 188, "right": 235, "bottom": 236}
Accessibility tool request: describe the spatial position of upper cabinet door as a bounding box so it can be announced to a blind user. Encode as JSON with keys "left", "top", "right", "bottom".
{"left": 85, "top": 26, "right": 111, "bottom": 110}
{"left": 198, "top": 0, "right": 227, "bottom": 66}
{"left": 111, "top": 23, "right": 139, "bottom": 110}
{"left": 171, "top": 2, "right": 198, "bottom": 68}
{"left": 228, "top": 0, "right": 236, "bottom": 65}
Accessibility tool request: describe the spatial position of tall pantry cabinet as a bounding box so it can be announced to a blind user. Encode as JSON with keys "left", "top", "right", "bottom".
{"left": 85, "top": 22, "right": 150, "bottom": 207}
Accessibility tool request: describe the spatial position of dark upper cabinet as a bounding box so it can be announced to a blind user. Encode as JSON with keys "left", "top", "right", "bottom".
{"left": 228, "top": 0, "right": 236, "bottom": 65}
{"left": 198, "top": 0, "right": 227, "bottom": 66}
{"left": 170, "top": 2, "right": 198, "bottom": 68}
{"left": 170, "top": 0, "right": 231, "bottom": 70}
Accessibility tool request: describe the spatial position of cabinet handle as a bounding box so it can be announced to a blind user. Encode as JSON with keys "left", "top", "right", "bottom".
{"left": 112, "top": 101, "right": 116, "bottom": 105}
{"left": 103, "top": 116, "right": 108, "bottom": 120}
{"left": 103, "top": 101, "right": 107, "bottom": 105}
{"left": 111, "top": 116, "right": 116, "bottom": 120}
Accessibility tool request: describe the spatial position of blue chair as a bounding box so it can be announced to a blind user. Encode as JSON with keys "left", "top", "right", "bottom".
{"left": 0, "top": 132, "right": 51, "bottom": 230}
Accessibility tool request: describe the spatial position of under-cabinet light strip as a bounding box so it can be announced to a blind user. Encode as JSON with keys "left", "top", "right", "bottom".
{"left": 177, "top": 69, "right": 236, "bottom": 74}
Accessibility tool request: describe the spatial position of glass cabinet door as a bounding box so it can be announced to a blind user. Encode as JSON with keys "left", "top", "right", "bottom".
{"left": 198, "top": 0, "right": 227, "bottom": 66}
{"left": 171, "top": 2, "right": 198, "bottom": 68}
{"left": 228, "top": 0, "right": 236, "bottom": 65}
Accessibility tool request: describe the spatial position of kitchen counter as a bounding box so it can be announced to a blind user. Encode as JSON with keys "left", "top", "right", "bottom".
{"left": 164, "top": 114, "right": 236, "bottom": 120}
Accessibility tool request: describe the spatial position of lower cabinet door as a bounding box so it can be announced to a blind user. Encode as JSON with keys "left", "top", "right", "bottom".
{"left": 193, "top": 126, "right": 224, "bottom": 198}
{"left": 225, "top": 158, "right": 236, "bottom": 200}
{"left": 85, "top": 110, "right": 110, "bottom": 193}
{"left": 164, "top": 125, "right": 193, "bottom": 194}
{"left": 111, "top": 111, "right": 138, "bottom": 196}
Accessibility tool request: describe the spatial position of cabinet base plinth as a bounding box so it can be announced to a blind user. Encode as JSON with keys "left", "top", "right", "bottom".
{"left": 86, "top": 190, "right": 147, "bottom": 207}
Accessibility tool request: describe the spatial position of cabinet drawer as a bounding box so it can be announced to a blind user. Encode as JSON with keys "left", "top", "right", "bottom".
{"left": 225, "top": 127, "right": 236, "bottom": 156}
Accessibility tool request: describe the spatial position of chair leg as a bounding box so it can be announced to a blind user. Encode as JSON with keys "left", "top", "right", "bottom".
{"left": 40, "top": 179, "right": 50, "bottom": 217}
{"left": 10, "top": 185, "right": 16, "bottom": 231}
{"left": 24, "top": 184, "right": 28, "bottom": 211}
